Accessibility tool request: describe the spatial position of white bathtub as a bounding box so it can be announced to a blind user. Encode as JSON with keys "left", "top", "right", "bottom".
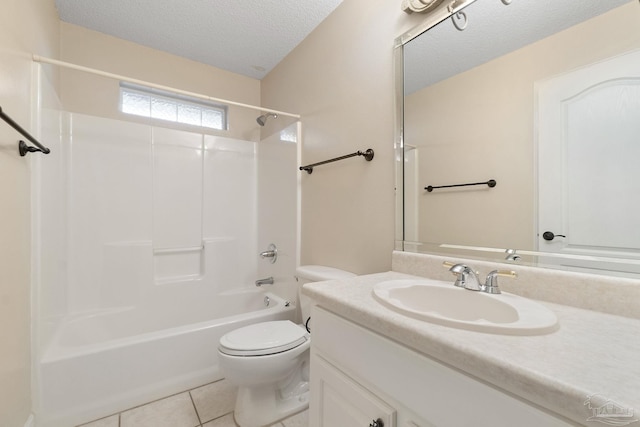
{"left": 37, "top": 290, "right": 294, "bottom": 427}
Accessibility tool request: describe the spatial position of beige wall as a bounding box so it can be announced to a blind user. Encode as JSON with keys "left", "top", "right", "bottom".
{"left": 262, "top": 0, "right": 422, "bottom": 274}
{"left": 59, "top": 23, "right": 262, "bottom": 141}
{"left": 405, "top": 2, "right": 640, "bottom": 252}
{"left": 0, "top": 0, "right": 59, "bottom": 425}
{"left": 10, "top": 3, "right": 636, "bottom": 423}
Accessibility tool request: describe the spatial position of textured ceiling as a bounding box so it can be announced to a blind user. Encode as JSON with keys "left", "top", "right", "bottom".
{"left": 55, "top": 0, "right": 343, "bottom": 80}
{"left": 404, "top": 0, "right": 632, "bottom": 95}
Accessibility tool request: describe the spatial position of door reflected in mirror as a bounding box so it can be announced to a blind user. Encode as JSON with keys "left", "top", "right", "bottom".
{"left": 397, "top": 0, "right": 640, "bottom": 277}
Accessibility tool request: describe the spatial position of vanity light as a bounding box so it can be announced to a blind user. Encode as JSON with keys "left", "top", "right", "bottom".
{"left": 402, "top": 0, "right": 514, "bottom": 33}
{"left": 448, "top": 4, "right": 469, "bottom": 31}
{"left": 449, "top": 0, "right": 513, "bottom": 31}
{"left": 401, "top": 0, "right": 444, "bottom": 14}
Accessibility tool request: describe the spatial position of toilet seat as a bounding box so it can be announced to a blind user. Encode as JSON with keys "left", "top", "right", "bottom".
{"left": 219, "top": 320, "right": 309, "bottom": 356}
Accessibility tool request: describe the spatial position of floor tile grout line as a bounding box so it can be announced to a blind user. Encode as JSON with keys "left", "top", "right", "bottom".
{"left": 205, "top": 411, "right": 237, "bottom": 426}
{"left": 76, "top": 413, "right": 121, "bottom": 427}
{"left": 77, "top": 379, "right": 224, "bottom": 427}
{"left": 188, "top": 390, "right": 203, "bottom": 426}
{"left": 77, "top": 378, "right": 316, "bottom": 427}
{"left": 120, "top": 379, "right": 220, "bottom": 414}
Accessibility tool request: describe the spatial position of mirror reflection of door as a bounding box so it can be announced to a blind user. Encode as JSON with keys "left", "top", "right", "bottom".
{"left": 536, "top": 49, "right": 640, "bottom": 276}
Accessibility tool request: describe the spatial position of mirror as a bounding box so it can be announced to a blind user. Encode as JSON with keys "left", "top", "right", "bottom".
{"left": 396, "top": 0, "right": 640, "bottom": 277}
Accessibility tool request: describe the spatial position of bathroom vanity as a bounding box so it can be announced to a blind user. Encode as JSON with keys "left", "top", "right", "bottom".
{"left": 309, "top": 306, "right": 571, "bottom": 426}
{"left": 303, "top": 253, "right": 640, "bottom": 427}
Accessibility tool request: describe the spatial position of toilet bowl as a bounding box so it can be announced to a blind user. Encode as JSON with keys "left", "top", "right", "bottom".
{"left": 218, "top": 265, "right": 355, "bottom": 427}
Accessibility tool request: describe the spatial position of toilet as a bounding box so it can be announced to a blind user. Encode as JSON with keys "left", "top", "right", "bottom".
{"left": 218, "top": 265, "right": 356, "bottom": 427}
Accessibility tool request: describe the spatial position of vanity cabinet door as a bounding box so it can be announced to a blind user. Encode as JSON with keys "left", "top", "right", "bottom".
{"left": 310, "top": 353, "right": 396, "bottom": 427}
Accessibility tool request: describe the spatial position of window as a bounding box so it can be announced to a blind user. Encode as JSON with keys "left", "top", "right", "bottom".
{"left": 119, "top": 83, "right": 227, "bottom": 130}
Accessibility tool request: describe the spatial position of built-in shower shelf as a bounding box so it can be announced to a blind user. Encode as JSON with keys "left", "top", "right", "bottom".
{"left": 154, "top": 274, "right": 204, "bottom": 286}
{"left": 153, "top": 245, "right": 204, "bottom": 284}
{"left": 153, "top": 246, "right": 204, "bottom": 254}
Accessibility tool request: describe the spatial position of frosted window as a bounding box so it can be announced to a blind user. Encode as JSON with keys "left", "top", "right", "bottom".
{"left": 120, "top": 83, "right": 227, "bottom": 130}
{"left": 280, "top": 127, "right": 297, "bottom": 143}
{"left": 177, "top": 103, "right": 202, "bottom": 126}
{"left": 121, "top": 91, "right": 151, "bottom": 116}
{"left": 152, "top": 98, "right": 178, "bottom": 122}
{"left": 202, "top": 109, "right": 224, "bottom": 130}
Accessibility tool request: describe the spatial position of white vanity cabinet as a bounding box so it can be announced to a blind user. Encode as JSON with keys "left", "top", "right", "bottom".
{"left": 309, "top": 306, "right": 574, "bottom": 427}
{"left": 311, "top": 354, "right": 397, "bottom": 427}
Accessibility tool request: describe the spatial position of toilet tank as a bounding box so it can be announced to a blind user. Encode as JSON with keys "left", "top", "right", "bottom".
{"left": 296, "top": 265, "right": 356, "bottom": 331}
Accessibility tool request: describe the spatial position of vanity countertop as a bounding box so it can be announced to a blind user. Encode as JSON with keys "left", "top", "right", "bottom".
{"left": 302, "top": 271, "right": 640, "bottom": 426}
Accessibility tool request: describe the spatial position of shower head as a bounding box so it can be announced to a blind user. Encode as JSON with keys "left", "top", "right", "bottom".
{"left": 256, "top": 113, "right": 278, "bottom": 126}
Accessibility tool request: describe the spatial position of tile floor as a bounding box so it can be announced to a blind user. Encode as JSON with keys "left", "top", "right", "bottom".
{"left": 77, "top": 379, "right": 308, "bottom": 427}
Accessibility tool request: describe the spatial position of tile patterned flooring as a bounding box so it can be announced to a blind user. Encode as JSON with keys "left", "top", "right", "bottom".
{"left": 77, "top": 379, "right": 308, "bottom": 427}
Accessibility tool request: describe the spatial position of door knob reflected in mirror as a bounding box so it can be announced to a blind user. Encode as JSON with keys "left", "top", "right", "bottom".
{"left": 542, "top": 231, "right": 566, "bottom": 241}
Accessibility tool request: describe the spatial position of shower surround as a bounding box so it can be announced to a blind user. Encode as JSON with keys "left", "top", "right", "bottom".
{"left": 33, "top": 110, "right": 299, "bottom": 427}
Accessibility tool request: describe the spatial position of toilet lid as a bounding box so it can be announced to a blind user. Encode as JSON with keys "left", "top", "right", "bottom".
{"left": 219, "top": 320, "right": 308, "bottom": 356}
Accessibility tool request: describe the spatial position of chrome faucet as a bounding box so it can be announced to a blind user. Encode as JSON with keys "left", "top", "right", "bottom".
{"left": 255, "top": 276, "right": 274, "bottom": 287}
{"left": 444, "top": 262, "right": 517, "bottom": 294}
{"left": 447, "top": 263, "right": 482, "bottom": 291}
{"left": 505, "top": 248, "right": 521, "bottom": 261}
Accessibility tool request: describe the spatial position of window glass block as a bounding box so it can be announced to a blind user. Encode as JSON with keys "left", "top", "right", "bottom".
{"left": 202, "top": 109, "right": 224, "bottom": 130}
{"left": 120, "top": 83, "right": 226, "bottom": 130}
{"left": 177, "top": 103, "right": 202, "bottom": 126}
{"left": 121, "top": 91, "right": 151, "bottom": 117}
{"left": 280, "top": 127, "right": 297, "bottom": 143}
{"left": 151, "top": 98, "right": 178, "bottom": 122}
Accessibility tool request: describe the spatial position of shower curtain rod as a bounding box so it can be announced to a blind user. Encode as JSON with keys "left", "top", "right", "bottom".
{"left": 32, "top": 55, "right": 301, "bottom": 119}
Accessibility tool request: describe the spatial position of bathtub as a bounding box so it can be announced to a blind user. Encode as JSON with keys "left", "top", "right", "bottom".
{"left": 37, "top": 290, "right": 294, "bottom": 427}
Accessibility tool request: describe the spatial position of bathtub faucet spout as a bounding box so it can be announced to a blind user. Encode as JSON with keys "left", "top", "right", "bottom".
{"left": 255, "top": 277, "right": 274, "bottom": 287}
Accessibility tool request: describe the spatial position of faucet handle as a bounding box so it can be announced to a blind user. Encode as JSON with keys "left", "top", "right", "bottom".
{"left": 443, "top": 262, "right": 467, "bottom": 287}
{"left": 484, "top": 270, "right": 517, "bottom": 294}
{"left": 443, "top": 262, "right": 479, "bottom": 289}
{"left": 259, "top": 243, "right": 278, "bottom": 264}
{"left": 442, "top": 261, "right": 468, "bottom": 275}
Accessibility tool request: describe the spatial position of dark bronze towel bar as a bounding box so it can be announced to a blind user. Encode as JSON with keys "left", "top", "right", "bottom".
{"left": 299, "top": 149, "right": 374, "bottom": 174}
{"left": 425, "top": 179, "right": 496, "bottom": 192}
{"left": 0, "top": 106, "right": 50, "bottom": 156}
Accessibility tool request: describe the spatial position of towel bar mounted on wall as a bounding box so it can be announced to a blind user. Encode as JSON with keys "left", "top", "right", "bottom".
{"left": 0, "top": 106, "right": 50, "bottom": 156}
{"left": 425, "top": 179, "right": 496, "bottom": 192}
{"left": 299, "top": 149, "right": 374, "bottom": 174}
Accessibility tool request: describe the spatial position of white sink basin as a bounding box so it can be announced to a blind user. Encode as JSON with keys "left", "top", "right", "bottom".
{"left": 372, "top": 279, "right": 558, "bottom": 335}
